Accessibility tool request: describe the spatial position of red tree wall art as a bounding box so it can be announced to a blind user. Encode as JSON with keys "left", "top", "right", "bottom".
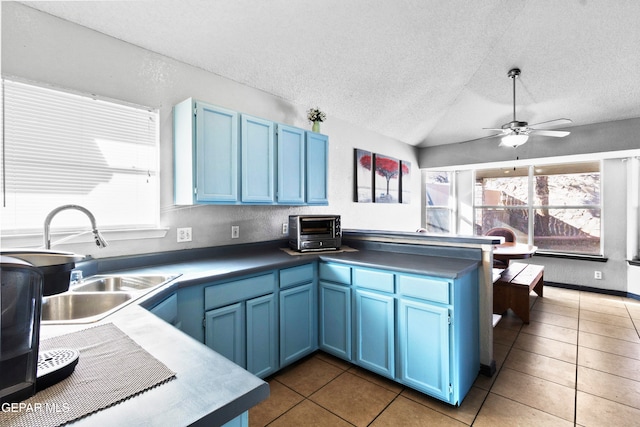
{"left": 355, "top": 149, "right": 373, "bottom": 202}
{"left": 354, "top": 149, "right": 411, "bottom": 203}
{"left": 373, "top": 154, "right": 400, "bottom": 203}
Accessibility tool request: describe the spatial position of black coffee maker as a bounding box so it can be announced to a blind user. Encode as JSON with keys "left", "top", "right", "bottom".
{"left": 1, "top": 252, "right": 81, "bottom": 404}
{"left": 0, "top": 256, "right": 44, "bottom": 403}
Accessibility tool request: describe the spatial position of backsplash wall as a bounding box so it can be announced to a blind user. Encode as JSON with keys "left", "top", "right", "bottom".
{"left": 2, "top": 3, "right": 420, "bottom": 258}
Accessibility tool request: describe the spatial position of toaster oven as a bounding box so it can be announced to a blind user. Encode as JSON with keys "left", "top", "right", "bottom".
{"left": 288, "top": 215, "right": 341, "bottom": 252}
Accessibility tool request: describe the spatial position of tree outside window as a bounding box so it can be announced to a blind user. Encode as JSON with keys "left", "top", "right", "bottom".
{"left": 474, "top": 162, "right": 601, "bottom": 256}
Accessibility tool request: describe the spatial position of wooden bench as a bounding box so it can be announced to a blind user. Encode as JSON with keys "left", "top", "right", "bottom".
{"left": 493, "top": 262, "right": 544, "bottom": 324}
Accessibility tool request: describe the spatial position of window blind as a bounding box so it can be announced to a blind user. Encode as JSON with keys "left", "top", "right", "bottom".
{"left": 1, "top": 79, "right": 159, "bottom": 233}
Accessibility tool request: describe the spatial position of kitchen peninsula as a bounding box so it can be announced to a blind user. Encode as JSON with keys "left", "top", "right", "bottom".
{"left": 34, "top": 230, "right": 498, "bottom": 425}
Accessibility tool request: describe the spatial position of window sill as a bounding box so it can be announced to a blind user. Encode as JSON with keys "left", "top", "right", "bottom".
{"left": 535, "top": 251, "right": 608, "bottom": 262}
{"left": 1, "top": 228, "right": 169, "bottom": 249}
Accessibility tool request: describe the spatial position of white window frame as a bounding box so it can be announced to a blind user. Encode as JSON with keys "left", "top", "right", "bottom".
{"left": 1, "top": 78, "right": 166, "bottom": 248}
{"left": 422, "top": 170, "right": 456, "bottom": 234}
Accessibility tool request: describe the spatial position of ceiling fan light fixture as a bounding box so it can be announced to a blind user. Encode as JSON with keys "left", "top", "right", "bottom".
{"left": 481, "top": 67, "right": 572, "bottom": 148}
{"left": 500, "top": 133, "right": 529, "bottom": 148}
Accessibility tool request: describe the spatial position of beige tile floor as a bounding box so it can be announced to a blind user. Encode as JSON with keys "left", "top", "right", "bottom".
{"left": 249, "top": 286, "right": 640, "bottom": 426}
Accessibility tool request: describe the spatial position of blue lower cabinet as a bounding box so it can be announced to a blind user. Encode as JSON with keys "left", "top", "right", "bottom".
{"left": 221, "top": 411, "right": 248, "bottom": 427}
{"left": 398, "top": 298, "right": 450, "bottom": 402}
{"left": 246, "top": 294, "right": 278, "bottom": 378}
{"left": 149, "top": 293, "right": 179, "bottom": 326}
{"left": 319, "top": 281, "right": 351, "bottom": 360}
{"left": 354, "top": 289, "right": 395, "bottom": 379}
{"left": 205, "top": 293, "right": 277, "bottom": 378}
{"left": 198, "top": 261, "right": 479, "bottom": 407}
{"left": 205, "top": 302, "right": 245, "bottom": 368}
{"left": 279, "top": 283, "right": 317, "bottom": 366}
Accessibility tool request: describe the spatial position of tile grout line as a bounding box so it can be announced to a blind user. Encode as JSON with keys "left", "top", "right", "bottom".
{"left": 574, "top": 292, "right": 582, "bottom": 426}
{"left": 490, "top": 295, "right": 579, "bottom": 424}
{"left": 262, "top": 378, "right": 311, "bottom": 427}
{"left": 365, "top": 388, "right": 404, "bottom": 427}
{"left": 624, "top": 303, "right": 640, "bottom": 339}
{"left": 265, "top": 372, "right": 358, "bottom": 427}
{"left": 574, "top": 293, "right": 640, "bottom": 418}
{"left": 473, "top": 307, "right": 522, "bottom": 425}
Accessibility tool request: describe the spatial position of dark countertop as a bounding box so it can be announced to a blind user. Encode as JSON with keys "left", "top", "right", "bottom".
{"left": 105, "top": 242, "right": 480, "bottom": 284}
{"left": 39, "top": 305, "right": 269, "bottom": 427}
{"left": 37, "top": 239, "right": 481, "bottom": 425}
{"left": 343, "top": 229, "right": 501, "bottom": 246}
{"left": 101, "top": 244, "right": 480, "bottom": 309}
{"left": 319, "top": 250, "right": 479, "bottom": 279}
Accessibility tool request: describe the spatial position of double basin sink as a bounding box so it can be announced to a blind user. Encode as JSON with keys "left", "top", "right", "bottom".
{"left": 41, "top": 274, "right": 178, "bottom": 324}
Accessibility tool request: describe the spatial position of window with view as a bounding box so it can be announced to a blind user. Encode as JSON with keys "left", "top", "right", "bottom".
{"left": 1, "top": 79, "right": 159, "bottom": 235}
{"left": 423, "top": 171, "right": 454, "bottom": 233}
{"left": 474, "top": 162, "right": 601, "bottom": 255}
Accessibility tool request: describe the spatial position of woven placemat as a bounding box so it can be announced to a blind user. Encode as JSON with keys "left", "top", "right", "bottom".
{"left": 280, "top": 246, "right": 358, "bottom": 256}
{"left": 3, "top": 323, "right": 176, "bottom": 427}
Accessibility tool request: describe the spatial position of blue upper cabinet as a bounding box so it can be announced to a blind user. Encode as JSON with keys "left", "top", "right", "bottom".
{"left": 305, "top": 132, "right": 329, "bottom": 204}
{"left": 173, "top": 98, "right": 328, "bottom": 205}
{"left": 277, "top": 125, "right": 306, "bottom": 204}
{"left": 174, "top": 98, "right": 240, "bottom": 204}
{"left": 241, "top": 115, "right": 275, "bottom": 203}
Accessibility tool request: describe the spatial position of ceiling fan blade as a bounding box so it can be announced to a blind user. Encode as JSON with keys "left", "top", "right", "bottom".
{"left": 528, "top": 129, "right": 570, "bottom": 137}
{"left": 527, "top": 118, "right": 572, "bottom": 128}
{"left": 476, "top": 133, "right": 504, "bottom": 140}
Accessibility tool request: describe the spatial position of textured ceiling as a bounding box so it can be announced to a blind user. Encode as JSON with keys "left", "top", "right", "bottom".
{"left": 19, "top": 0, "right": 640, "bottom": 147}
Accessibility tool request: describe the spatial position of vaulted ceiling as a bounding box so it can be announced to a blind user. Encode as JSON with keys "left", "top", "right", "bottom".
{"left": 18, "top": 0, "right": 640, "bottom": 147}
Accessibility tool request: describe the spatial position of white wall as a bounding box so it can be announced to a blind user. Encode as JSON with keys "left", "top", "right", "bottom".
{"left": 1, "top": 3, "right": 420, "bottom": 258}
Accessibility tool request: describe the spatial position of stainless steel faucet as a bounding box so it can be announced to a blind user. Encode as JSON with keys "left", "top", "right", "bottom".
{"left": 44, "top": 204, "right": 109, "bottom": 249}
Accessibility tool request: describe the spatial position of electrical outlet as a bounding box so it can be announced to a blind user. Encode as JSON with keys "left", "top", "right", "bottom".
{"left": 594, "top": 270, "right": 602, "bottom": 280}
{"left": 231, "top": 225, "right": 240, "bottom": 239}
{"left": 282, "top": 223, "right": 289, "bottom": 235}
{"left": 177, "top": 227, "right": 192, "bottom": 243}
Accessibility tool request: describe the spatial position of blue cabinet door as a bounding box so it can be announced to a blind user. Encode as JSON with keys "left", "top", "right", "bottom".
{"left": 241, "top": 115, "right": 275, "bottom": 203}
{"left": 205, "top": 302, "right": 245, "bottom": 368}
{"left": 246, "top": 294, "right": 278, "bottom": 378}
{"left": 306, "top": 132, "right": 328, "bottom": 204}
{"left": 398, "top": 298, "right": 450, "bottom": 402}
{"left": 195, "top": 102, "right": 240, "bottom": 202}
{"left": 279, "top": 283, "right": 317, "bottom": 366}
{"left": 319, "top": 281, "right": 351, "bottom": 361}
{"left": 354, "top": 289, "right": 395, "bottom": 379}
{"left": 277, "top": 125, "right": 305, "bottom": 204}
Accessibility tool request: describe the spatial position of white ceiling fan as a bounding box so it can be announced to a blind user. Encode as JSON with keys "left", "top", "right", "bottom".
{"left": 483, "top": 68, "right": 572, "bottom": 148}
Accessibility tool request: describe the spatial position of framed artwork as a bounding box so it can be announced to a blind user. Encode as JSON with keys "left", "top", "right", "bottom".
{"left": 400, "top": 160, "right": 411, "bottom": 203}
{"left": 374, "top": 154, "right": 400, "bottom": 203}
{"left": 354, "top": 149, "right": 373, "bottom": 202}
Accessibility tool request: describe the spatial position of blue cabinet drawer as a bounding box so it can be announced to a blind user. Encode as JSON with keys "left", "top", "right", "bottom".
{"left": 205, "top": 272, "right": 276, "bottom": 310}
{"left": 280, "top": 263, "right": 314, "bottom": 288}
{"left": 397, "top": 274, "right": 451, "bottom": 305}
{"left": 319, "top": 263, "right": 351, "bottom": 285}
{"left": 353, "top": 268, "right": 395, "bottom": 294}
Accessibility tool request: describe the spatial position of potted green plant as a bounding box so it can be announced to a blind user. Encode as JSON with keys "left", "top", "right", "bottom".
{"left": 307, "top": 107, "right": 326, "bottom": 132}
